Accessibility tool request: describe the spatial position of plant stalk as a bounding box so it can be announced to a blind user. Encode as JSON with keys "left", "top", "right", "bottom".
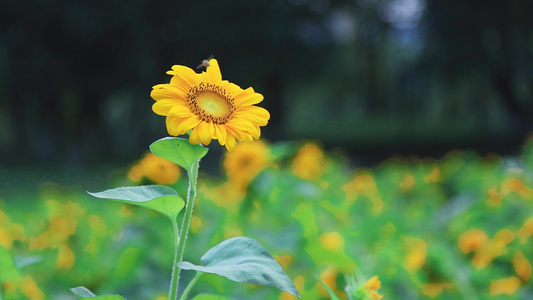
{"left": 179, "top": 272, "right": 204, "bottom": 300}
{"left": 169, "top": 161, "right": 200, "bottom": 300}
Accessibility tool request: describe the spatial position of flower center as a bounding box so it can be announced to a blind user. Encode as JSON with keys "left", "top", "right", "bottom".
{"left": 187, "top": 82, "right": 235, "bottom": 124}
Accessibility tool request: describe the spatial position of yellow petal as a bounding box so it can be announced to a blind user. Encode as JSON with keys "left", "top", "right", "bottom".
{"left": 206, "top": 59, "right": 222, "bottom": 83}
{"left": 153, "top": 99, "right": 185, "bottom": 116}
{"left": 189, "top": 129, "right": 201, "bottom": 144}
{"left": 168, "top": 65, "right": 200, "bottom": 87}
{"left": 234, "top": 88, "right": 264, "bottom": 106}
{"left": 225, "top": 134, "right": 236, "bottom": 151}
{"left": 228, "top": 119, "right": 260, "bottom": 139}
{"left": 225, "top": 124, "right": 254, "bottom": 142}
{"left": 168, "top": 102, "right": 193, "bottom": 117}
{"left": 196, "top": 122, "right": 213, "bottom": 145}
{"left": 223, "top": 82, "right": 245, "bottom": 97}
{"left": 237, "top": 106, "right": 270, "bottom": 119}
{"left": 151, "top": 84, "right": 187, "bottom": 101}
{"left": 214, "top": 124, "right": 227, "bottom": 146}
{"left": 166, "top": 115, "right": 200, "bottom": 136}
{"left": 234, "top": 107, "right": 270, "bottom": 126}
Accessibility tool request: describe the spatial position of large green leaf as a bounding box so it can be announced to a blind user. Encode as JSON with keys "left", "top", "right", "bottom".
{"left": 178, "top": 237, "right": 301, "bottom": 298}
{"left": 88, "top": 185, "right": 184, "bottom": 220}
{"left": 70, "top": 286, "right": 126, "bottom": 300}
{"left": 150, "top": 137, "right": 208, "bottom": 171}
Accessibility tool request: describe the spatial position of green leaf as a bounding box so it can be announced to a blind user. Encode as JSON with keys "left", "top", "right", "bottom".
{"left": 70, "top": 286, "right": 126, "bottom": 300}
{"left": 192, "top": 294, "right": 233, "bottom": 300}
{"left": 150, "top": 137, "right": 208, "bottom": 171}
{"left": 316, "top": 275, "right": 342, "bottom": 300}
{"left": 0, "top": 245, "right": 22, "bottom": 282}
{"left": 88, "top": 185, "right": 184, "bottom": 220}
{"left": 178, "top": 237, "right": 301, "bottom": 298}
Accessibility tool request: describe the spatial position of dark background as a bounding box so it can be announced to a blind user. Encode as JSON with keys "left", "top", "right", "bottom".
{"left": 2, "top": 0, "right": 533, "bottom": 174}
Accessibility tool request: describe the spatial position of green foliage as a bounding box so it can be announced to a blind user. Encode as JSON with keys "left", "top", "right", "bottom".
{"left": 150, "top": 137, "right": 208, "bottom": 172}
{"left": 178, "top": 237, "right": 301, "bottom": 298}
{"left": 191, "top": 294, "right": 232, "bottom": 300}
{"left": 71, "top": 286, "right": 126, "bottom": 299}
{"left": 2, "top": 138, "right": 533, "bottom": 299}
{"left": 88, "top": 185, "right": 184, "bottom": 221}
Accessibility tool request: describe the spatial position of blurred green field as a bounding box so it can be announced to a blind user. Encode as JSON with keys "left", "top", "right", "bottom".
{"left": 2, "top": 137, "right": 533, "bottom": 299}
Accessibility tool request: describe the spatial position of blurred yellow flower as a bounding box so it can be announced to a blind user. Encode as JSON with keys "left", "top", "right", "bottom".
{"left": 423, "top": 167, "right": 440, "bottom": 183}
{"left": 128, "top": 152, "right": 180, "bottom": 185}
{"left": 458, "top": 229, "right": 488, "bottom": 254}
{"left": 486, "top": 186, "right": 503, "bottom": 206}
{"left": 151, "top": 59, "right": 269, "bottom": 151}
{"left": 0, "top": 209, "right": 26, "bottom": 249}
{"left": 29, "top": 200, "right": 84, "bottom": 251}
{"left": 345, "top": 273, "right": 384, "bottom": 300}
{"left": 518, "top": 217, "right": 533, "bottom": 243}
{"left": 343, "top": 173, "right": 383, "bottom": 216}
{"left": 459, "top": 228, "right": 516, "bottom": 270}
{"left": 489, "top": 277, "right": 521, "bottom": 295}
{"left": 190, "top": 215, "right": 202, "bottom": 233}
{"left": 56, "top": 244, "right": 75, "bottom": 270}
{"left": 291, "top": 143, "right": 327, "bottom": 181}
{"left": 364, "top": 276, "right": 384, "bottom": 300}
{"left": 224, "top": 139, "right": 271, "bottom": 188}
{"left": 274, "top": 255, "right": 293, "bottom": 269}
{"left": 402, "top": 236, "right": 427, "bottom": 272}
{"left": 399, "top": 174, "right": 415, "bottom": 192}
{"left": 422, "top": 283, "right": 454, "bottom": 298}
{"left": 319, "top": 232, "right": 345, "bottom": 252}
{"left": 3, "top": 276, "right": 45, "bottom": 300}
{"left": 501, "top": 178, "right": 533, "bottom": 200}
{"left": 512, "top": 251, "right": 531, "bottom": 282}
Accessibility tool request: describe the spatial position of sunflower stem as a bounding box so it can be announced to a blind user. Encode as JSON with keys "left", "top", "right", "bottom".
{"left": 179, "top": 272, "right": 204, "bottom": 300}
{"left": 169, "top": 160, "right": 200, "bottom": 300}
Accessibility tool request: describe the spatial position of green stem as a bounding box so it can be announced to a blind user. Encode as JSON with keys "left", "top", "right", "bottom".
{"left": 168, "top": 219, "right": 181, "bottom": 300}
{"left": 179, "top": 272, "right": 204, "bottom": 300}
{"left": 169, "top": 161, "right": 200, "bottom": 300}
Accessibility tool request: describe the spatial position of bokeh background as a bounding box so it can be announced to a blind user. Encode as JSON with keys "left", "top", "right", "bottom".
{"left": 2, "top": 0, "right": 533, "bottom": 174}
{"left": 2, "top": 1, "right": 533, "bottom": 299}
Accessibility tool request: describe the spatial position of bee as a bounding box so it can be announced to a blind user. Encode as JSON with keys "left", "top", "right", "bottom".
{"left": 196, "top": 55, "right": 214, "bottom": 69}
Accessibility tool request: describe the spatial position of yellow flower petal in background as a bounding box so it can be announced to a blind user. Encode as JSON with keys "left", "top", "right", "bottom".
{"left": 319, "top": 232, "right": 345, "bottom": 252}
{"left": 518, "top": 217, "right": 533, "bottom": 243}
{"left": 422, "top": 283, "right": 454, "bottom": 298}
{"left": 128, "top": 152, "right": 180, "bottom": 185}
{"left": 512, "top": 251, "right": 532, "bottom": 282}
{"left": 486, "top": 186, "right": 503, "bottom": 207}
{"left": 423, "top": 167, "right": 440, "bottom": 183}
{"left": 56, "top": 244, "right": 75, "bottom": 270}
{"left": 223, "top": 139, "right": 271, "bottom": 189}
{"left": 399, "top": 174, "right": 415, "bottom": 192}
{"left": 458, "top": 229, "right": 488, "bottom": 254}
{"left": 402, "top": 236, "right": 427, "bottom": 272}
{"left": 292, "top": 143, "right": 327, "bottom": 181}
{"left": 0, "top": 209, "right": 26, "bottom": 249}
{"left": 501, "top": 178, "right": 533, "bottom": 200}
{"left": 489, "top": 277, "right": 521, "bottom": 295}
{"left": 151, "top": 59, "right": 269, "bottom": 151}
{"left": 364, "top": 276, "right": 381, "bottom": 291}
{"left": 20, "top": 276, "right": 45, "bottom": 300}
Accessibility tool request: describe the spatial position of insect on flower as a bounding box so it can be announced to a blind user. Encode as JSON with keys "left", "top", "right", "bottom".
{"left": 196, "top": 55, "right": 214, "bottom": 69}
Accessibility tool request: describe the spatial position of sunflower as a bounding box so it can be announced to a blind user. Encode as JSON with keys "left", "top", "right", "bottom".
{"left": 151, "top": 59, "right": 270, "bottom": 151}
